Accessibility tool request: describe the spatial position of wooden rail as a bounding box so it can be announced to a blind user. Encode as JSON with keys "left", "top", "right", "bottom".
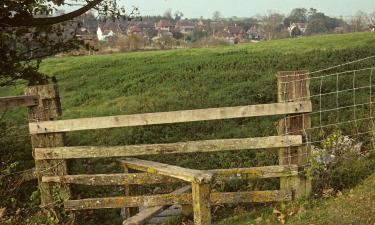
{"left": 0, "top": 95, "right": 38, "bottom": 109}
{"left": 64, "top": 190, "right": 292, "bottom": 210}
{"left": 34, "top": 135, "right": 302, "bottom": 160}
{"left": 29, "top": 101, "right": 312, "bottom": 134}
{"left": 121, "top": 158, "right": 213, "bottom": 184}
{"left": 42, "top": 165, "right": 298, "bottom": 185}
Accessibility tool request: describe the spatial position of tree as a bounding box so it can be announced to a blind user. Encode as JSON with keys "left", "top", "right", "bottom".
{"left": 212, "top": 11, "right": 222, "bottom": 21}
{"left": 262, "top": 12, "right": 285, "bottom": 40}
{"left": 369, "top": 11, "right": 375, "bottom": 27}
{"left": 306, "top": 19, "right": 328, "bottom": 34}
{"left": 284, "top": 8, "right": 307, "bottom": 26}
{"left": 351, "top": 11, "right": 369, "bottom": 32}
{"left": 163, "top": 8, "right": 173, "bottom": 19}
{"left": 0, "top": 0, "right": 136, "bottom": 86}
{"left": 174, "top": 11, "right": 184, "bottom": 21}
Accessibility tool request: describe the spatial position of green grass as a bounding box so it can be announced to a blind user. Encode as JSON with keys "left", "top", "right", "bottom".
{"left": 1, "top": 32, "right": 375, "bottom": 224}
{"left": 216, "top": 172, "right": 375, "bottom": 225}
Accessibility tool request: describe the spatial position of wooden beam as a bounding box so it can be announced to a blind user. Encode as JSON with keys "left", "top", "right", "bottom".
{"left": 192, "top": 183, "right": 211, "bottom": 225}
{"left": 122, "top": 186, "right": 191, "bottom": 225}
{"left": 34, "top": 135, "right": 302, "bottom": 160}
{"left": 42, "top": 173, "right": 180, "bottom": 185}
{"left": 0, "top": 95, "right": 38, "bottom": 109}
{"left": 29, "top": 101, "right": 312, "bottom": 134}
{"left": 41, "top": 165, "right": 298, "bottom": 186}
{"left": 211, "top": 165, "right": 298, "bottom": 180}
{"left": 64, "top": 190, "right": 292, "bottom": 210}
{"left": 122, "top": 158, "right": 213, "bottom": 184}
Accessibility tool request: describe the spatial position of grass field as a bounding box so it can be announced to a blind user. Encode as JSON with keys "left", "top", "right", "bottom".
{"left": 1, "top": 32, "right": 375, "bottom": 224}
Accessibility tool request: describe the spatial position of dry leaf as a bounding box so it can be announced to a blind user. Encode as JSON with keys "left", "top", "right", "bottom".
{"left": 0, "top": 207, "right": 6, "bottom": 218}
{"left": 273, "top": 209, "right": 286, "bottom": 224}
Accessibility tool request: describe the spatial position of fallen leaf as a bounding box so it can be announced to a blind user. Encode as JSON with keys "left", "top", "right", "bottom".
{"left": 0, "top": 207, "right": 6, "bottom": 218}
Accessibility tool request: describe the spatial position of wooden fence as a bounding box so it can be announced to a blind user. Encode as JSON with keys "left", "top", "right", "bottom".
{"left": 22, "top": 71, "right": 311, "bottom": 225}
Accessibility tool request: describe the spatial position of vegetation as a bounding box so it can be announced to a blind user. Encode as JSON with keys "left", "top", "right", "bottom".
{"left": 217, "top": 171, "right": 375, "bottom": 225}
{"left": 1, "top": 32, "right": 375, "bottom": 224}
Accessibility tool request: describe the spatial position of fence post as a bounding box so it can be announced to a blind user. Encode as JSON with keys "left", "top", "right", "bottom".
{"left": 276, "top": 71, "right": 312, "bottom": 199}
{"left": 25, "top": 84, "right": 71, "bottom": 212}
{"left": 121, "top": 164, "right": 139, "bottom": 220}
{"left": 192, "top": 182, "right": 211, "bottom": 225}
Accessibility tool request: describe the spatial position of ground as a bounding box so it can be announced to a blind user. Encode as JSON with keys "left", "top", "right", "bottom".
{"left": 217, "top": 173, "right": 375, "bottom": 225}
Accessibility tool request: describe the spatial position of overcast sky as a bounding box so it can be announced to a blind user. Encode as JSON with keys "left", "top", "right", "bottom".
{"left": 122, "top": 0, "right": 374, "bottom": 18}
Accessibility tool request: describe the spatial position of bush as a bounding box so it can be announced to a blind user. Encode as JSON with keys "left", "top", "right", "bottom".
{"left": 307, "top": 131, "right": 375, "bottom": 194}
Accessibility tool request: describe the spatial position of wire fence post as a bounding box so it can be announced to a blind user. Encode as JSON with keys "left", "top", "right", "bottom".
{"left": 277, "top": 71, "right": 312, "bottom": 199}
{"left": 25, "top": 84, "right": 71, "bottom": 214}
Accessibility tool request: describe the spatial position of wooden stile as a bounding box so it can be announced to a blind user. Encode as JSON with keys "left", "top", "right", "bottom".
{"left": 277, "top": 71, "right": 312, "bottom": 199}
{"left": 34, "top": 135, "right": 302, "bottom": 160}
{"left": 64, "top": 190, "right": 292, "bottom": 210}
{"left": 29, "top": 101, "right": 312, "bottom": 134}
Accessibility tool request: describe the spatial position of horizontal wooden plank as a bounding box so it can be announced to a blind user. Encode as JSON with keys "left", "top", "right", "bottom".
{"left": 0, "top": 95, "right": 38, "bottom": 109}
{"left": 64, "top": 190, "right": 292, "bottom": 210}
{"left": 211, "top": 165, "right": 299, "bottom": 180}
{"left": 42, "top": 173, "right": 179, "bottom": 185}
{"left": 123, "top": 186, "right": 191, "bottom": 225}
{"left": 42, "top": 165, "right": 298, "bottom": 186}
{"left": 34, "top": 135, "right": 302, "bottom": 160}
{"left": 29, "top": 101, "right": 312, "bottom": 134}
{"left": 122, "top": 158, "right": 213, "bottom": 184}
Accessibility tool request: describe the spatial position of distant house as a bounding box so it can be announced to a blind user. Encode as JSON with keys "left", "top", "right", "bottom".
{"left": 226, "top": 25, "right": 245, "bottom": 38}
{"left": 213, "top": 25, "right": 245, "bottom": 44}
{"left": 127, "top": 25, "right": 143, "bottom": 36}
{"left": 247, "top": 25, "right": 265, "bottom": 40}
{"left": 334, "top": 26, "right": 344, "bottom": 34}
{"left": 176, "top": 20, "right": 195, "bottom": 34}
{"left": 97, "top": 27, "right": 114, "bottom": 41}
{"left": 155, "top": 20, "right": 174, "bottom": 32}
{"left": 288, "top": 23, "right": 307, "bottom": 37}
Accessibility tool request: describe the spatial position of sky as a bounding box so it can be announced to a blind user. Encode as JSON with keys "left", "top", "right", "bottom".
{"left": 122, "top": 0, "right": 374, "bottom": 18}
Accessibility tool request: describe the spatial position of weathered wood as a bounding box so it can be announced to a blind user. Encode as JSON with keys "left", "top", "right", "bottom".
{"left": 42, "top": 173, "right": 180, "bottom": 185}
{"left": 122, "top": 158, "right": 213, "bottom": 184}
{"left": 64, "top": 190, "right": 292, "bottom": 210}
{"left": 211, "top": 165, "right": 298, "bottom": 181}
{"left": 34, "top": 135, "right": 303, "bottom": 160}
{"left": 25, "top": 84, "right": 70, "bottom": 208}
{"left": 121, "top": 163, "right": 139, "bottom": 219}
{"left": 0, "top": 95, "right": 39, "bottom": 109}
{"left": 42, "top": 165, "right": 298, "bottom": 186}
{"left": 123, "top": 186, "right": 191, "bottom": 225}
{"left": 277, "top": 71, "right": 312, "bottom": 199}
{"left": 192, "top": 183, "right": 211, "bottom": 225}
{"left": 29, "top": 101, "right": 312, "bottom": 134}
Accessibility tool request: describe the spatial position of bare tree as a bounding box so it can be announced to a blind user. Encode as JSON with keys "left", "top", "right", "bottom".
{"left": 261, "top": 12, "right": 285, "bottom": 40}
{"left": 351, "top": 11, "right": 369, "bottom": 32}
{"left": 212, "top": 11, "right": 222, "bottom": 21}
{"left": 163, "top": 8, "right": 173, "bottom": 19}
